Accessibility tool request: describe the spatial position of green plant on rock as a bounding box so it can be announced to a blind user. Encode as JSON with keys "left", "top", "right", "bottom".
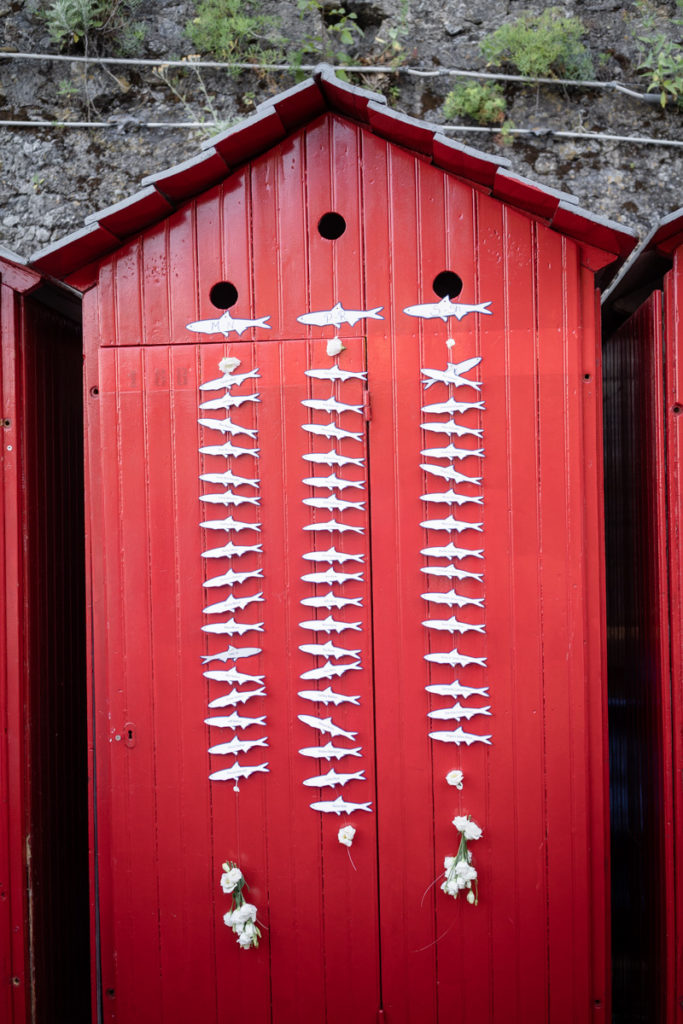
{"left": 186, "top": 0, "right": 284, "bottom": 69}
{"left": 291, "top": 0, "right": 363, "bottom": 76}
{"left": 443, "top": 80, "right": 506, "bottom": 125}
{"left": 635, "top": 1, "right": 683, "bottom": 107}
{"left": 480, "top": 7, "right": 594, "bottom": 79}
{"left": 41, "top": 0, "right": 146, "bottom": 55}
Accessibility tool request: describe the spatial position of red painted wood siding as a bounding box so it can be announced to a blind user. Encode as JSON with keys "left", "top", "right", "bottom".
{"left": 84, "top": 112, "right": 610, "bottom": 1023}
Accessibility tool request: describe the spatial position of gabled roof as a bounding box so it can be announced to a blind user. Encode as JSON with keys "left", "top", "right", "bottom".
{"left": 602, "top": 206, "right": 683, "bottom": 334}
{"left": 30, "top": 64, "right": 637, "bottom": 285}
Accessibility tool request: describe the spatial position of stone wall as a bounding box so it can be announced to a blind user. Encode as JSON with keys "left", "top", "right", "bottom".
{"left": 1, "top": 0, "right": 682, "bottom": 256}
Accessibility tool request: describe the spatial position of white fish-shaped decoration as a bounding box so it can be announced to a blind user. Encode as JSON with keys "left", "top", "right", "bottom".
{"left": 199, "top": 491, "right": 261, "bottom": 507}
{"left": 204, "top": 713, "right": 266, "bottom": 730}
{"left": 300, "top": 590, "right": 363, "bottom": 610}
{"left": 200, "top": 516, "right": 261, "bottom": 533}
{"left": 421, "top": 357, "right": 483, "bottom": 391}
{"left": 203, "top": 567, "right": 264, "bottom": 588}
{"left": 300, "top": 660, "right": 362, "bottom": 681}
{"left": 301, "top": 568, "right": 364, "bottom": 585}
{"left": 424, "top": 649, "right": 487, "bottom": 668}
{"left": 306, "top": 366, "right": 367, "bottom": 383}
{"left": 421, "top": 419, "right": 483, "bottom": 439}
{"left": 186, "top": 311, "right": 271, "bottom": 337}
{"left": 202, "top": 541, "right": 263, "bottom": 559}
{"left": 297, "top": 303, "right": 383, "bottom": 327}
{"left": 208, "top": 735, "right": 269, "bottom": 756}
{"left": 420, "top": 464, "right": 481, "bottom": 486}
{"left": 199, "top": 392, "right": 260, "bottom": 410}
{"left": 420, "top": 489, "right": 483, "bottom": 506}
{"left": 420, "top": 516, "right": 483, "bottom": 533}
{"left": 302, "top": 448, "right": 365, "bottom": 468}
{"left": 199, "top": 441, "right": 259, "bottom": 459}
{"left": 429, "top": 727, "right": 492, "bottom": 746}
{"left": 303, "top": 768, "right": 366, "bottom": 787}
{"left": 421, "top": 565, "right": 483, "bottom": 582}
{"left": 422, "top": 397, "right": 485, "bottom": 415}
{"left": 421, "top": 444, "right": 485, "bottom": 461}
{"left": 421, "top": 543, "right": 484, "bottom": 561}
{"left": 299, "top": 641, "right": 361, "bottom": 660}
{"left": 204, "top": 668, "right": 264, "bottom": 685}
{"left": 302, "top": 474, "right": 365, "bottom": 492}
{"left": 198, "top": 417, "right": 259, "bottom": 440}
{"left": 298, "top": 714, "right": 357, "bottom": 741}
{"left": 298, "top": 615, "right": 362, "bottom": 633}
{"left": 297, "top": 687, "right": 361, "bottom": 707}
{"left": 200, "top": 470, "right": 259, "bottom": 488}
{"left": 199, "top": 368, "right": 261, "bottom": 391}
{"left": 303, "top": 496, "right": 365, "bottom": 513}
{"left": 404, "top": 298, "right": 492, "bottom": 323}
{"left": 299, "top": 742, "right": 362, "bottom": 761}
{"left": 302, "top": 547, "right": 364, "bottom": 565}
{"left": 202, "top": 619, "right": 264, "bottom": 636}
{"left": 309, "top": 796, "right": 372, "bottom": 815}
{"left": 422, "top": 617, "right": 485, "bottom": 634}
{"left": 302, "top": 421, "right": 363, "bottom": 443}
{"left": 200, "top": 645, "right": 261, "bottom": 663}
{"left": 420, "top": 589, "right": 484, "bottom": 609}
{"left": 426, "top": 681, "right": 490, "bottom": 699}
{"left": 428, "top": 702, "right": 492, "bottom": 721}
{"left": 303, "top": 519, "right": 364, "bottom": 535}
{"left": 209, "top": 760, "right": 269, "bottom": 782}
{"left": 203, "top": 593, "right": 264, "bottom": 615}
{"left": 301, "top": 396, "right": 364, "bottom": 415}
{"left": 208, "top": 687, "right": 266, "bottom": 708}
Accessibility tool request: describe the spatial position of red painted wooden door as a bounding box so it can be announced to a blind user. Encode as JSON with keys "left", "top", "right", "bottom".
{"left": 85, "top": 112, "right": 609, "bottom": 1023}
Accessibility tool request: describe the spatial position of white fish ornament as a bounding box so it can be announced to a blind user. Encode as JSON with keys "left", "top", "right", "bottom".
{"left": 200, "top": 645, "right": 262, "bottom": 663}
{"left": 421, "top": 543, "right": 484, "bottom": 560}
{"left": 209, "top": 761, "right": 269, "bottom": 782}
{"left": 303, "top": 768, "right": 366, "bottom": 787}
{"left": 203, "top": 593, "right": 264, "bottom": 615}
{"left": 301, "top": 568, "right": 364, "bottom": 586}
{"left": 420, "top": 589, "right": 484, "bottom": 609}
{"left": 309, "top": 796, "right": 372, "bottom": 815}
{"left": 302, "top": 421, "right": 363, "bottom": 443}
{"left": 186, "top": 311, "right": 271, "bottom": 337}
{"left": 421, "top": 357, "right": 482, "bottom": 391}
{"left": 204, "top": 713, "right": 266, "bottom": 730}
{"left": 420, "top": 516, "right": 483, "bottom": 533}
{"left": 199, "top": 440, "right": 259, "bottom": 459}
{"left": 424, "top": 649, "right": 487, "bottom": 668}
{"left": 297, "top": 687, "right": 361, "bottom": 707}
{"left": 298, "top": 742, "right": 362, "bottom": 761}
{"left": 429, "top": 727, "right": 492, "bottom": 746}
{"left": 306, "top": 366, "right": 367, "bottom": 383}
{"left": 199, "top": 368, "right": 261, "bottom": 391}
{"left": 203, "top": 568, "right": 264, "bottom": 588}
{"left": 297, "top": 303, "right": 383, "bottom": 327}
{"left": 425, "top": 681, "right": 490, "bottom": 699}
{"left": 422, "top": 397, "right": 485, "bottom": 415}
{"left": 421, "top": 419, "right": 483, "bottom": 439}
{"left": 420, "top": 489, "right": 483, "bottom": 506}
{"left": 298, "top": 615, "right": 362, "bottom": 633}
{"left": 303, "top": 519, "right": 364, "bottom": 535}
{"left": 208, "top": 735, "right": 269, "bottom": 756}
{"left": 302, "top": 448, "right": 365, "bottom": 468}
{"left": 421, "top": 444, "right": 485, "bottom": 461}
{"left": 198, "top": 417, "right": 259, "bottom": 439}
{"left": 208, "top": 687, "right": 266, "bottom": 708}
{"left": 300, "top": 591, "right": 363, "bottom": 610}
{"left": 404, "top": 298, "right": 491, "bottom": 323}
{"left": 302, "top": 547, "right": 364, "bottom": 565}
{"left": 199, "top": 491, "right": 261, "bottom": 507}
{"left": 300, "top": 660, "right": 362, "bottom": 681}
{"left": 199, "top": 392, "right": 260, "bottom": 410}
{"left": 200, "top": 470, "right": 259, "bottom": 488}
{"left": 422, "top": 617, "right": 486, "bottom": 634}
{"left": 301, "top": 396, "right": 364, "bottom": 415}
{"left": 427, "top": 702, "right": 492, "bottom": 721}
{"left": 302, "top": 474, "right": 365, "bottom": 492}
{"left": 303, "top": 496, "right": 365, "bottom": 513}
{"left": 200, "top": 516, "right": 261, "bottom": 533}
{"left": 202, "top": 618, "right": 264, "bottom": 636}
{"left": 204, "top": 668, "right": 264, "bottom": 685}
{"left": 201, "top": 541, "right": 263, "bottom": 559}
{"left": 420, "top": 464, "right": 482, "bottom": 485}
{"left": 421, "top": 565, "right": 483, "bottom": 582}
{"left": 298, "top": 641, "right": 362, "bottom": 659}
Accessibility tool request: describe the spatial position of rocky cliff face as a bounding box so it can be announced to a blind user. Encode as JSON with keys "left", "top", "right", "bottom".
{"left": 1, "top": 0, "right": 682, "bottom": 257}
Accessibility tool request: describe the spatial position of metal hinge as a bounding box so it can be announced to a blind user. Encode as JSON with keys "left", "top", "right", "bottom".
{"left": 363, "top": 389, "right": 372, "bottom": 422}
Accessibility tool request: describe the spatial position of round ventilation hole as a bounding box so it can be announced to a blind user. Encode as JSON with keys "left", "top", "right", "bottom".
{"left": 318, "top": 212, "right": 347, "bottom": 240}
{"left": 209, "top": 281, "right": 238, "bottom": 309}
{"left": 432, "top": 271, "right": 463, "bottom": 299}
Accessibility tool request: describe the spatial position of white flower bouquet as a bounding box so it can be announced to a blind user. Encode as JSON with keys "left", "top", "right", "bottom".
{"left": 220, "top": 860, "right": 262, "bottom": 949}
{"left": 441, "top": 815, "right": 481, "bottom": 906}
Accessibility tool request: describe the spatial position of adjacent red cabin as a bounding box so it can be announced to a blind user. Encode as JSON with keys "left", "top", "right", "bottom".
{"left": 30, "top": 67, "right": 637, "bottom": 1024}
{"left": 602, "top": 212, "right": 683, "bottom": 1024}
{"left": 0, "top": 249, "right": 88, "bottom": 1024}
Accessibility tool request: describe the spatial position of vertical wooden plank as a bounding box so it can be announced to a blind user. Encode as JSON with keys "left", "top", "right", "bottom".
{"left": 221, "top": 169, "right": 254, "bottom": 319}
{"left": 0, "top": 284, "right": 28, "bottom": 1024}
{"left": 362, "top": 134, "right": 440, "bottom": 1024}
{"left": 141, "top": 223, "right": 170, "bottom": 346}
{"left": 167, "top": 207, "right": 199, "bottom": 342}
{"left": 113, "top": 241, "right": 143, "bottom": 347}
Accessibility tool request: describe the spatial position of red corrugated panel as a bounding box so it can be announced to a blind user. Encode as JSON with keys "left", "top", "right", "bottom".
{"left": 85, "top": 111, "right": 612, "bottom": 1023}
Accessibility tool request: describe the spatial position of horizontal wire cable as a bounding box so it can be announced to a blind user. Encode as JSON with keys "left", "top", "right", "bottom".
{"left": 0, "top": 118, "right": 682, "bottom": 148}
{"left": 0, "top": 50, "right": 660, "bottom": 101}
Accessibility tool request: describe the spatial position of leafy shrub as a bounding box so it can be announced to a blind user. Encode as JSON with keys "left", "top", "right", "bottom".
{"left": 481, "top": 8, "right": 594, "bottom": 79}
{"left": 443, "top": 80, "right": 506, "bottom": 124}
{"left": 635, "top": 1, "right": 683, "bottom": 107}
{"left": 187, "top": 0, "right": 283, "bottom": 66}
{"left": 42, "top": 0, "right": 146, "bottom": 55}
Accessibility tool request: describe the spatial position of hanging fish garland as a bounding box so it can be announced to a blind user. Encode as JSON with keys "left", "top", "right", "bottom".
{"left": 296, "top": 336, "right": 374, "bottom": 822}
{"left": 194, "top": 351, "right": 270, "bottom": 791}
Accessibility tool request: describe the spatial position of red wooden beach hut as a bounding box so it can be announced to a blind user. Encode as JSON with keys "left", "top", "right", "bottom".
{"left": 31, "top": 66, "right": 637, "bottom": 1024}
{"left": 0, "top": 247, "right": 88, "bottom": 1024}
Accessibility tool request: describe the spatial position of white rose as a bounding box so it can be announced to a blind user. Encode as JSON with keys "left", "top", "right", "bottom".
{"left": 219, "top": 356, "right": 241, "bottom": 374}
{"left": 231, "top": 902, "right": 257, "bottom": 927}
{"left": 338, "top": 824, "right": 356, "bottom": 847}
{"left": 452, "top": 815, "right": 483, "bottom": 841}
{"left": 455, "top": 861, "right": 477, "bottom": 883}
{"left": 326, "top": 336, "right": 345, "bottom": 357}
{"left": 220, "top": 866, "right": 244, "bottom": 893}
{"left": 444, "top": 856, "right": 456, "bottom": 872}
{"left": 237, "top": 921, "right": 257, "bottom": 948}
{"left": 446, "top": 769, "right": 464, "bottom": 789}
